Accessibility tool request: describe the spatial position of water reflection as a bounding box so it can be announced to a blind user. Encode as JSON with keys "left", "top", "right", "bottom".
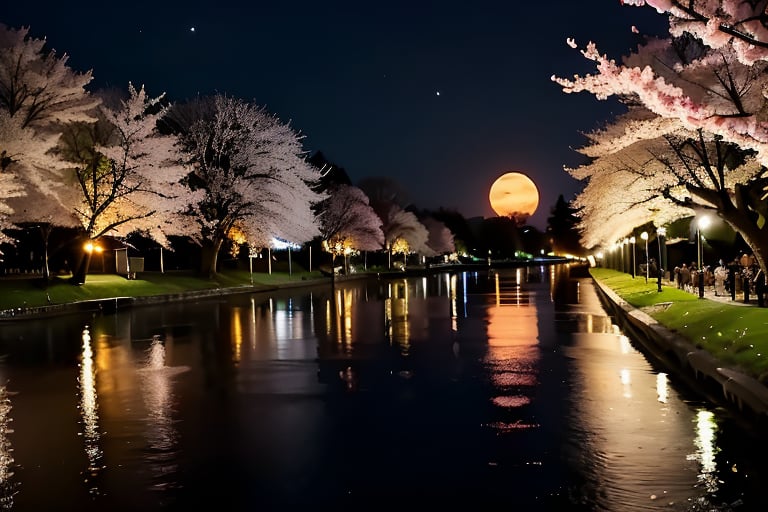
{"left": 656, "top": 372, "right": 669, "bottom": 403}
{"left": 692, "top": 410, "right": 718, "bottom": 492}
{"left": 0, "top": 267, "right": 765, "bottom": 509}
{"left": 78, "top": 326, "right": 104, "bottom": 495}
{"left": 0, "top": 383, "right": 16, "bottom": 510}
{"left": 485, "top": 270, "right": 540, "bottom": 430}
{"left": 384, "top": 280, "right": 410, "bottom": 353}
{"left": 137, "top": 335, "right": 187, "bottom": 488}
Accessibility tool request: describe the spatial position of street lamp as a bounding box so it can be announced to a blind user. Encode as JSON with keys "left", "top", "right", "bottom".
{"left": 640, "top": 232, "right": 649, "bottom": 283}
{"left": 84, "top": 241, "right": 104, "bottom": 273}
{"left": 697, "top": 216, "right": 711, "bottom": 298}
{"left": 629, "top": 236, "right": 636, "bottom": 278}
{"left": 657, "top": 227, "right": 666, "bottom": 292}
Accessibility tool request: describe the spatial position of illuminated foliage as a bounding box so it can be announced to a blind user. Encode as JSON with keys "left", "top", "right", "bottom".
{"left": 59, "top": 85, "right": 194, "bottom": 239}
{"left": 0, "top": 23, "right": 97, "bottom": 243}
{"left": 319, "top": 184, "right": 384, "bottom": 255}
{"left": 57, "top": 84, "right": 194, "bottom": 282}
{"left": 554, "top": 2, "right": 768, "bottom": 272}
{"left": 390, "top": 237, "right": 410, "bottom": 256}
{"left": 622, "top": 1, "right": 768, "bottom": 66}
{"left": 383, "top": 206, "right": 430, "bottom": 256}
{"left": 165, "top": 94, "right": 323, "bottom": 276}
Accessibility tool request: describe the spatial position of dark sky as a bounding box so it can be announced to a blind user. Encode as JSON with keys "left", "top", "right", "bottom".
{"left": 1, "top": 1, "right": 667, "bottom": 230}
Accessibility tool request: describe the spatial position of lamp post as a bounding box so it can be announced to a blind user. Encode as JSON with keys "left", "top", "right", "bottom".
{"left": 640, "top": 232, "right": 649, "bottom": 283}
{"left": 629, "top": 236, "right": 636, "bottom": 278}
{"left": 696, "top": 216, "right": 711, "bottom": 298}
{"left": 657, "top": 227, "right": 666, "bottom": 292}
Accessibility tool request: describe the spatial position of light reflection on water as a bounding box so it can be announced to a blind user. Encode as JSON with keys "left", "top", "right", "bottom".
{"left": 137, "top": 335, "right": 188, "bottom": 490}
{"left": 0, "top": 265, "right": 765, "bottom": 510}
{"left": 78, "top": 326, "right": 103, "bottom": 495}
{"left": 484, "top": 270, "right": 540, "bottom": 432}
{"left": 0, "top": 383, "right": 16, "bottom": 510}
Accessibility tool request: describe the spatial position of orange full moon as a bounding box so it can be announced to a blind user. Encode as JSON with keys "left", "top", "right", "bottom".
{"left": 488, "top": 172, "right": 540, "bottom": 220}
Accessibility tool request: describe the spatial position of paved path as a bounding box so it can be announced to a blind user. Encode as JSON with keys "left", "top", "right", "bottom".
{"left": 660, "top": 278, "right": 756, "bottom": 306}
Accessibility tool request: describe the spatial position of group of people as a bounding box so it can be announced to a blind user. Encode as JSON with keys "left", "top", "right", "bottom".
{"left": 673, "top": 254, "right": 766, "bottom": 306}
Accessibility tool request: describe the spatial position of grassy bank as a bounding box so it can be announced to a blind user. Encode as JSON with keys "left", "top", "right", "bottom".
{"left": 0, "top": 269, "right": 328, "bottom": 311}
{"left": 590, "top": 267, "right": 768, "bottom": 382}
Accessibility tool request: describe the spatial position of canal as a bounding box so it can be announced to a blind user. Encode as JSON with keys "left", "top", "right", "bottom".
{"left": 0, "top": 264, "right": 766, "bottom": 510}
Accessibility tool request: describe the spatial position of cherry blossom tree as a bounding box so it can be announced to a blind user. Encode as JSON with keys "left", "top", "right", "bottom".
{"left": 421, "top": 216, "right": 455, "bottom": 257}
{"left": 0, "top": 23, "right": 97, "bottom": 264}
{"left": 0, "top": 157, "right": 24, "bottom": 245}
{"left": 622, "top": 1, "right": 768, "bottom": 65}
{"left": 164, "top": 94, "right": 323, "bottom": 277}
{"left": 553, "top": 5, "right": 768, "bottom": 272}
{"left": 552, "top": 11, "right": 768, "bottom": 167}
{"left": 58, "top": 84, "right": 194, "bottom": 283}
{"left": 567, "top": 104, "right": 768, "bottom": 268}
{"left": 319, "top": 184, "right": 384, "bottom": 273}
{"left": 381, "top": 206, "right": 429, "bottom": 269}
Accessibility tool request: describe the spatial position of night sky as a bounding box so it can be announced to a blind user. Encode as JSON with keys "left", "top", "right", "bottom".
{"left": 1, "top": 1, "right": 668, "bottom": 230}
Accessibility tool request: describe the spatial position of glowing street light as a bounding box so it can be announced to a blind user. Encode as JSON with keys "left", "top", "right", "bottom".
{"left": 84, "top": 241, "right": 104, "bottom": 273}
{"left": 629, "top": 236, "right": 636, "bottom": 278}
{"left": 640, "top": 232, "right": 649, "bottom": 283}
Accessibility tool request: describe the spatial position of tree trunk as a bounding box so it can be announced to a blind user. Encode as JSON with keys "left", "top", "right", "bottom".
{"left": 37, "top": 223, "right": 53, "bottom": 282}
{"left": 70, "top": 248, "right": 92, "bottom": 285}
{"left": 723, "top": 214, "right": 768, "bottom": 275}
{"left": 199, "top": 238, "right": 224, "bottom": 278}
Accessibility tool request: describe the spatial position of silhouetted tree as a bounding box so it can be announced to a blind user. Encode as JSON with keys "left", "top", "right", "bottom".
{"left": 308, "top": 151, "right": 351, "bottom": 190}
{"left": 479, "top": 217, "right": 520, "bottom": 259}
{"left": 546, "top": 194, "right": 584, "bottom": 256}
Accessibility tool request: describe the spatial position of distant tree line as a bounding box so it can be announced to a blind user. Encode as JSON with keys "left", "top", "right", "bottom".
{"left": 0, "top": 23, "right": 583, "bottom": 282}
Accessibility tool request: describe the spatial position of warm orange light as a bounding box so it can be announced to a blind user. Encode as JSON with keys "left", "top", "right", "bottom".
{"left": 489, "top": 172, "right": 539, "bottom": 220}
{"left": 84, "top": 242, "right": 103, "bottom": 253}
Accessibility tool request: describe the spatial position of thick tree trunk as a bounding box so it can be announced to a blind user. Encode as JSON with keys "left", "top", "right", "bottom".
{"left": 723, "top": 215, "right": 768, "bottom": 274}
{"left": 692, "top": 183, "right": 768, "bottom": 274}
{"left": 199, "top": 238, "right": 224, "bottom": 278}
{"left": 70, "top": 248, "right": 92, "bottom": 285}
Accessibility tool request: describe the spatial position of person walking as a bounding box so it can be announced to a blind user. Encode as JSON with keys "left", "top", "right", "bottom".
{"left": 714, "top": 260, "right": 727, "bottom": 297}
{"left": 727, "top": 257, "right": 740, "bottom": 301}
{"left": 680, "top": 263, "right": 692, "bottom": 293}
{"left": 742, "top": 264, "right": 754, "bottom": 304}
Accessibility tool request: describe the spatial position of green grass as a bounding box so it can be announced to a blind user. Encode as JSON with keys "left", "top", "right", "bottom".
{"left": 0, "top": 269, "right": 328, "bottom": 310}
{"left": 590, "top": 267, "right": 768, "bottom": 382}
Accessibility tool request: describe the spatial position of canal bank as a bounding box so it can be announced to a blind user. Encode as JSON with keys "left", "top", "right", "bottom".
{"left": 590, "top": 272, "right": 768, "bottom": 429}
{"left": 4, "top": 262, "right": 767, "bottom": 428}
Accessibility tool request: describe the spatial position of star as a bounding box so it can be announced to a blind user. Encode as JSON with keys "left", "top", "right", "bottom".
{"left": 190, "top": 27, "right": 196, "bottom": 32}
{"left": 436, "top": 91, "right": 441, "bottom": 96}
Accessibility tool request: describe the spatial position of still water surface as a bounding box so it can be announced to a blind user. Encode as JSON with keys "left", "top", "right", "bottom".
{"left": 0, "top": 264, "right": 766, "bottom": 510}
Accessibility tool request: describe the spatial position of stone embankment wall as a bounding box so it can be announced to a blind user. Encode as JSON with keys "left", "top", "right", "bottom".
{"left": 592, "top": 278, "right": 768, "bottom": 428}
